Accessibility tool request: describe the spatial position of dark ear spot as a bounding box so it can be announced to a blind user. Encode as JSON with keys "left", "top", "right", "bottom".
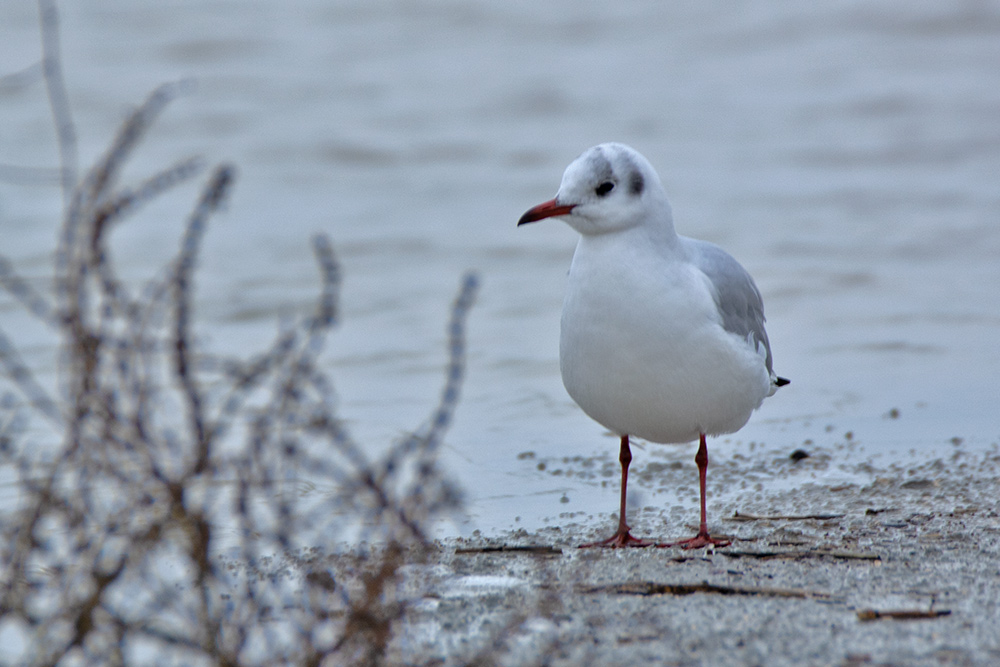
{"left": 629, "top": 172, "right": 644, "bottom": 195}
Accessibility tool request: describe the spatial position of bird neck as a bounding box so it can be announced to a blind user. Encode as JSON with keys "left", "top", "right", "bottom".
{"left": 628, "top": 198, "right": 682, "bottom": 255}
{"left": 576, "top": 219, "right": 683, "bottom": 262}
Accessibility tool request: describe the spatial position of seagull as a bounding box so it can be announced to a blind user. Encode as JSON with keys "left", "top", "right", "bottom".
{"left": 518, "top": 143, "right": 788, "bottom": 549}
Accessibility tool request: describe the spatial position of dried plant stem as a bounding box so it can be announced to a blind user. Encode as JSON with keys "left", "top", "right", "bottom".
{"left": 1, "top": 7, "right": 478, "bottom": 665}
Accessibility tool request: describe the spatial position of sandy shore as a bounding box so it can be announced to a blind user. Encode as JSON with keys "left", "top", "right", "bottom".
{"left": 356, "top": 445, "right": 1000, "bottom": 666}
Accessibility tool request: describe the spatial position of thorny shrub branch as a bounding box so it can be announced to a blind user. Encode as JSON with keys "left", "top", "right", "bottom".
{"left": 0, "top": 4, "right": 479, "bottom": 665}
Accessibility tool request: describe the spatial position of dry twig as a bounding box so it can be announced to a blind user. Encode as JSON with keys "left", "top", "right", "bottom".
{"left": 856, "top": 608, "right": 951, "bottom": 621}
{"left": 728, "top": 511, "right": 845, "bottom": 522}
{"left": 581, "top": 580, "right": 838, "bottom": 600}
{"left": 721, "top": 549, "right": 881, "bottom": 562}
{"left": 0, "top": 5, "right": 478, "bottom": 665}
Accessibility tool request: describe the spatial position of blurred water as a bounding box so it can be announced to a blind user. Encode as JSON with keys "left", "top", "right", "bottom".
{"left": 1, "top": 0, "right": 999, "bottom": 537}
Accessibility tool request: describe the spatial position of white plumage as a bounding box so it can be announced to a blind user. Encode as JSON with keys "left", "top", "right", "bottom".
{"left": 519, "top": 143, "right": 787, "bottom": 548}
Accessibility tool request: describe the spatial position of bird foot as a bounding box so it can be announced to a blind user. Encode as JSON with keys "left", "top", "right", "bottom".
{"left": 656, "top": 531, "right": 731, "bottom": 550}
{"left": 579, "top": 529, "right": 654, "bottom": 549}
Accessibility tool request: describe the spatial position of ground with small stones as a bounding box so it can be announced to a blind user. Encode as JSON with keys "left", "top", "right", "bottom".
{"left": 246, "top": 444, "right": 1000, "bottom": 666}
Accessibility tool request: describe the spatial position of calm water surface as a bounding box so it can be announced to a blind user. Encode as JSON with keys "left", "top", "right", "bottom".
{"left": 2, "top": 0, "right": 999, "bottom": 538}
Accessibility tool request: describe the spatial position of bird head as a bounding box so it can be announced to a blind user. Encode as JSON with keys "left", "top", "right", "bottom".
{"left": 518, "top": 143, "right": 672, "bottom": 236}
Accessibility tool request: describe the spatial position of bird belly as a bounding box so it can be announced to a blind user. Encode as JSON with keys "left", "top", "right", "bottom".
{"left": 559, "top": 259, "right": 770, "bottom": 444}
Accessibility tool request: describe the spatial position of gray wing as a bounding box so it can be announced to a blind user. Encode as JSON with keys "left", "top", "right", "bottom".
{"left": 687, "top": 239, "right": 775, "bottom": 375}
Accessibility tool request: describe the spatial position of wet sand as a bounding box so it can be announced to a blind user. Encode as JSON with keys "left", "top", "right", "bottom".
{"left": 328, "top": 445, "right": 1000, "bottom": 666}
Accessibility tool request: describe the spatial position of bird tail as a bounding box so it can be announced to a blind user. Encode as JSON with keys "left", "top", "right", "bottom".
{"left": 767, "top": 374, "right": 790, "bottom": 396}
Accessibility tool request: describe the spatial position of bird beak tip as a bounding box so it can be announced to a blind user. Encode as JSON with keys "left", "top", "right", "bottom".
{"left": 517, "top": 199, "right": 575, "bottom": 227}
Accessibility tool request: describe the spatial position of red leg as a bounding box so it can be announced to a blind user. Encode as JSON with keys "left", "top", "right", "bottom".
{"left": 579, "top": 435, "right": 653, "bottom": 548}
{"left": 657, "top": 433, "right": 731, "bottom": 549}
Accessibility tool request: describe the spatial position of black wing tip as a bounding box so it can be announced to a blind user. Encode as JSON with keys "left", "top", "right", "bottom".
{"left": 775, "top": 376, "right": 790, "bottom": 387}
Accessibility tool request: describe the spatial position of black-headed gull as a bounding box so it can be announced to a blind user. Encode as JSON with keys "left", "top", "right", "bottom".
{"left": 518, "top": 143, "right": 788, "bottom": 549}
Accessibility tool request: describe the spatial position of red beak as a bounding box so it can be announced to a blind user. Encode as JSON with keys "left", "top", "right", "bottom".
{"left": 517, "top": 198, "right": 576, "bottom": 226}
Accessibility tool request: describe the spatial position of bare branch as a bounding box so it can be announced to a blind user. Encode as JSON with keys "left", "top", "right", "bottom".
{"left": 2, "top": 8, "right": 478, "bottom": 665}
{"left": 0, "top": 327, "right": 62, "bottom": 425}
{"left": 0, "top": 255, "right": 56, "bottom": 325}
{"left": 38, "top": 0, "right": 77, "bottom": 211}
{"left": 173, "top": 164, "right": 236, "bottom": 474}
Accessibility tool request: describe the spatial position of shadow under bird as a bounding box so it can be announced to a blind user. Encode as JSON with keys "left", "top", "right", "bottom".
{"left": 518, "top": 143, "right": 788, "bottom": 549}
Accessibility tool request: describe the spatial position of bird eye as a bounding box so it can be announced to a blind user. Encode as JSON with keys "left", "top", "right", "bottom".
{"left": 595, "top": 181, "right": 614, "bottom": 197}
